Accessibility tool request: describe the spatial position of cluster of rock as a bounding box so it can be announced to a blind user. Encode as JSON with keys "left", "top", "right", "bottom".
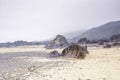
{"left": 49, "top": 44, "right": 89, "bottom": 59}
{"left": 45, "top": 35, "right": 69, "bottom": 49}
{"left": 77, "top": 33, "right": 120, "bottom": 48}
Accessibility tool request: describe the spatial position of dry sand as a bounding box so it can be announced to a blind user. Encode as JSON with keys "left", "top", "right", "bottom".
{"left": 0, "top": 45, "right": 120, "bottom": 80}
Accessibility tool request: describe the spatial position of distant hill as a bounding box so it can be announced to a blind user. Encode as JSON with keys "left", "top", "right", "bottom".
{"left": 0, "top": 40, "right": 43, "bottom": 47}
{"left": 48, "top": 30, "right": 86, "bottom": 43}
{"left": 74, "top": 21, "right": 120, "bottom": 41}
{"left": 63, "top": 30, "right": 86, "bottom": 39}
{"left": 61, "top": 30, "right": 86, "bottom": 43}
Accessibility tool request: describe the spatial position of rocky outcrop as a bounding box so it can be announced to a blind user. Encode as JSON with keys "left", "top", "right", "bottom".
{"left": 110, "top": 34, "right": 120, "bottom": 42}
{"left": 45, "top": 35, "right": 69, "bottom": 49}
{"left": 61, "top": 44, "right": 89, "bottom": 59}
{"left": 78, "top": 38, "right": 88, "bottom": 44}
{"left": 112, "top": 42, "right": 120, "bottom": 46}
{"left": 53, "top": 35, "right": 68, "bottom": 45}
{"left": 103, "top": 44, "right": 111, "bottom": 48}
{"left": 49, "top": 50, "right": 60, "bottom": 57}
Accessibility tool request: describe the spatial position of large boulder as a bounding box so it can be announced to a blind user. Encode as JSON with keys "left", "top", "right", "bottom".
{"left": 112, "top": 42, "right": 120, "bottom": 46}
{"left": 110, "top": 34, "right": 120, "bottom": 42}
{"left": 45, "top": 35, "right": 69, "bottom": 49}
{"left": 78, "top": 38, "right": 88, "bottom": 44}
{"left": 49, "top": 50, "right": 60, "bottom": 57}
{"left": 61, "top": 44, "right": 89, "bottom": 59}
{"left": 103, "top": 44, "right": 111, "bottom": 48}
{"left": 53, "top": 35, "right": 68, "bottom": 45}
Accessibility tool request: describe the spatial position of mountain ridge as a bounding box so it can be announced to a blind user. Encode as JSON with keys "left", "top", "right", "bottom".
{"left": 74, "top": 21, "right": 120, "bottom": 41}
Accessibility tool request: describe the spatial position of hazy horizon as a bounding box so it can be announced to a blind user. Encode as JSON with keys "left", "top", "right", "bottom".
{"left": 0, "top": 0, "right": 120, "bottom": 42}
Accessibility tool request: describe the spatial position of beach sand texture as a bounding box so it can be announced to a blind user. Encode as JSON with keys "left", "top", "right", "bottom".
{"left": 0, "top": 45, "right": 120, "bottom": 80}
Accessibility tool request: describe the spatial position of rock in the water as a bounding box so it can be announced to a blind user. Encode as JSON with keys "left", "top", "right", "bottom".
{"left": 45, "top": 35, "right": 69, "bottom": 49}
{"left": 61, "top": 44, "right": 89, "bottom": 59}
{"left": 49, "top": 50, "right": 60, "bottom": 57}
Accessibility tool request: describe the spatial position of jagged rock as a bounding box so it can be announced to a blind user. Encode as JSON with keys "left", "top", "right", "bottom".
{"left": 103, "top": 44, "right": 111, "bottom": 48}
{"left": 98, "top": 42, "right": 104, "bottom": 45}
{"left": 49, "top": 50, "right": 60, "bottom": 57}
{"left": 45, "top": 35, "right": 69, "bottom": 49}
{"left": 61, "top": 44, "right": 89, "bottom": 59}
{"left": 112, "top": 42, "right": 120, "bottom": 46}
{"left": 110, "top": 34, "right": 120, "bottom": 42}
{"left": 53, "top": 35, "right": 68, "bottom": 44}
{"left": 78, "top": 38, "right": 88, "bottom": 44}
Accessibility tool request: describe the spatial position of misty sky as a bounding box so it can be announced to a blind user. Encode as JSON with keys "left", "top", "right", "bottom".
{"left": 0, "top": 0, "right": 120, "bottom": 42}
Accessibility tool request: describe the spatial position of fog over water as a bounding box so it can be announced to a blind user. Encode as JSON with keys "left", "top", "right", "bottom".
{"left": 0, "top": 0, "right": 120, "bottom": 42}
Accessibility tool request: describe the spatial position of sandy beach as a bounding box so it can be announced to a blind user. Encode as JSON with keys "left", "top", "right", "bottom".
{"left": 0, "top": 45, "right": 120, "bottom": 80}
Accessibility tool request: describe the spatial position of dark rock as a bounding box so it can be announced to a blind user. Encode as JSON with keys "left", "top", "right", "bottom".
{"left": 112, "top": 42, "right": 120, "bottom": 46}
{"left": 53, "top": 35, "right": 68, "bottom": 45}
{"left": 103, "top": 44, "right": 111, "bottom": 48}
{"left": 49, "top": 50, "right": 60, "bottom": 57}
{"left": 61, "top": 44, "right": 89, "bottom": 59}
{"left": 98, "top": 42, "right": 104, "bottom": 45}
{"left": 110, "top": 34, "right": 120, "bottom": 42}
{"left": 78, "top": 38, "right": 88, "bottom": 44}
{"left": 45, "top": 35, "right": 69, "bottom": 49}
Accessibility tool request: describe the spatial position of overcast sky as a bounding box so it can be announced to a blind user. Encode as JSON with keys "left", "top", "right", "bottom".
{"left": 0, "top": 0, "right": 120, "bottom": 42}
